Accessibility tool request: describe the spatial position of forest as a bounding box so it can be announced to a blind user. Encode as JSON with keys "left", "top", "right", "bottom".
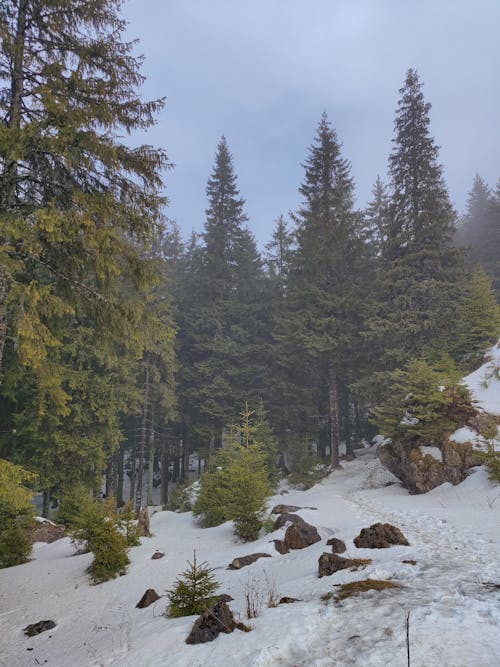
{"left": 0, "top": 0, "right": 499, "bottom": 536}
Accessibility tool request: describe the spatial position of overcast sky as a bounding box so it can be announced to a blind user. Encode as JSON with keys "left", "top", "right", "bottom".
{"left": 121, "top": 0, "right": 500, "bottom": 246}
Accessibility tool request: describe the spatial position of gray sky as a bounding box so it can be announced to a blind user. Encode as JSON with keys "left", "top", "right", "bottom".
{"left": 122, "top": 0, "right": 500, "bottom": 246}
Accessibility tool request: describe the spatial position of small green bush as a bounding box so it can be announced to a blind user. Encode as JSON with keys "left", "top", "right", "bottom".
{"left": 118, "top": 501, "right": 140, "bottom": 547}
{"left": 167, "top": 551, "right": 219, "bottom": 617}
{"left": 70, "top": 495, "right": 130, "bottom": 584}
{"left": 0, "top": 522, "right": 32, "bottom": 568}
{"left": 480, "top": 444, "right": 500, "bottom": 483}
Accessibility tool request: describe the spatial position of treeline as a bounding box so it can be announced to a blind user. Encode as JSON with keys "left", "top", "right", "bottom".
{"left": 0, "top": 1, "right": 498, "bottom": 517}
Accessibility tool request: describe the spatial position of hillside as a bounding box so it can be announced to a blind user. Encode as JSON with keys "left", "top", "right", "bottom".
{"left": 1, "top": 446, "right": 499, "bottom": 667}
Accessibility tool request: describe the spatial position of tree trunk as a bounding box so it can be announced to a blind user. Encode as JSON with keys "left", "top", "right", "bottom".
{"left": 135, "top": 363, "right": 150, "bottom": 515}
{"left": 129, "top": 436, "right": 136, "bottom": 504}
{"left": 0, "top": 0, "right": 28, "bottom": 374}
{"left": 41, "top": 490, "right": 50, "bottom": 519}
{"left": 328, "top": 363, "right": 340, "bottom": 469}
{"left": 160, "top": 436, "right": 169, "bottom": 507}
{"left": 146, "top": 405, "right": 155, "bottom": 506}
{"left": 117, "top": 442, "right": 125, "bottom": 508}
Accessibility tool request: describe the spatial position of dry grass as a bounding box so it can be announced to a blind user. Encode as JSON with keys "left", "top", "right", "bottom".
{"left": 332, "top": 578, "right": 402, "bottom": 602}
{"left": 347, "top": 557, "right": 372, "bottom": 571}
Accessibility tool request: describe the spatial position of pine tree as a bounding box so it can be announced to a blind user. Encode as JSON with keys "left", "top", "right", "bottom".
{"left": 373, "top": 69, "right": 463, "bottom": 366}
{"left": 167, "top": 551, "right": 220, "bottom": 617}
{"left": 364, "top": 176, "right": 390, "bottom": 253}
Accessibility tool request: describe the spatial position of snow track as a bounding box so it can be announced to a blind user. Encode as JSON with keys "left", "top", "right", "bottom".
{"left": 1, "top": 449, "right": 499, "bottom": 667}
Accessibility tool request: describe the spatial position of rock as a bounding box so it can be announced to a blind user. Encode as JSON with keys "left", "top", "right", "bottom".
{"left": 151, "top": 551, "right": 164, "bottom": 560}
{"left": 30, "top": 520, "right": 65, "bottom": 544}
{"left": 136, "top": 588, "right": 161, "bottom": 609}
{"left": 227, "top": 553, "right": 272, "bottom": 570}
{"left": 271, "top": 504, "right": 302, "bottom": 514}
{"left": 318, "top": 553, "right": 371, "bottom": 578}
{"left": 279, "top": 596, "right": 301, "bottom": 604}
{"left": 24, "top": 620, "right": 56, "bottom": 637}
{"left": 326, "top": 537, "right": 346, "bottom": 553}
{"left": 284, "top": 520, "right": 321, "bottom": 550}
{"left": 216, "top": 594, "right": 234, "bottom": 603}
{"left": 185, "top": 601, "right": 250, "bottom": 644}
{"left": 272, "top": 539, "right": 289, "bottom": 554}
{"left": 353, "top": 523, "right": 409, "bottom": 548}
{"left": 377, "top": 437, "right": 483, "bottom": 494}
{"left": 273, "top": 513, "right": 305, "bottom": 530}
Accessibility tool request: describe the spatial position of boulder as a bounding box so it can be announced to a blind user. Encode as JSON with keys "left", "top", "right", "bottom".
{"left": 284, "top": 520, "right": 321, "bottom": 550}
{"left": 279, "top": 596, "right": 301, "bottom": 604}
{"left": 377, "top": 437, "right": 483, "bottom": 494}
{"left": 353, "top": 523, "right": 409, "bottom": 549}
{"left": 318, "top": 553, "right": 371, "bottom": 578}
{"left": 185, "top": 601, "right": 250, "bottom": 644}
{"left": 326, "top": 537, "right": 346, "bottom": 554}
{"left": 151, "top": 551, "right": 165, "bottom": 560}
{"left": 272, "top": 539, "right": 289, "bottom": 555}
{"left": 136, "top": 588, "right": 161, "bottom": 609}
{"left": 271, "top": 504, "right": 302, "bottom": 514}
{"left": 24, "top": 620, "right": 56, "bottom": 637}
{"left": 216, "top": 594, "right": 234, "bottom": 603}
{"left": 227, "top": 553, "right": 272, "bottom": 570}
{"left": 273, "top": 513, "right": 305, "bottom": 530}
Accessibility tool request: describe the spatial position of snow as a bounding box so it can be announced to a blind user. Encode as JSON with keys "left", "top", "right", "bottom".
{"left": 463, "top": 340, "right": 500, "bottom": 416}
{"left": 1, "top": 448, "right": 499, "bottom": 667}
{"left": 419, "top": 446, "right": 443, "bottom": 462}
{"left": 450, "top": 426, "right": 481, "bottom": 445}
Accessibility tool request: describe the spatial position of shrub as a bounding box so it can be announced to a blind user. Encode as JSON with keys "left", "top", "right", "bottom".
{"left": 288, "top": 439, "right": 328, "bottom": 489}
{"left": 118, "top": 501, "right": 140, "bottom": 547}
{"left": 371, "top": 358, "right": 472, "bottom": 446}
{"left": 70, "top": 495, "right": 130, "bottom": 584}
{"left": 167, "top": 551, "right": 219, "bottom": 617}
{"left": 0, "top": 460, "right": 36, "bottom": 568}
{"left": 0, "top": 522, "right": 32, "bottom": 568}
{"left": 480, "top": 444, "right": 500, "bottom": 483}
{"left": 193, "top": 405, "right": 272, "bottom": 540}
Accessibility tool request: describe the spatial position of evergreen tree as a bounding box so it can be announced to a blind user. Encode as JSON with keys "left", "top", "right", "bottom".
{"left": 167, "top": 551, "right": 219, "bottom": 617}
{"left": 456, "top": 175, "right": 500, "bottom": 298}
{"left": 176, "top": 138, "right": 265, "bottom": 449}
{"left": 364, "top": 176, "right": 390, "bottom": 253}
{"left": 0, "top": 1, "right": 174, "bottom": 504}
{"left": 284, "top": 113, "right": 366, "bottom": 467}
{"left": 453, "top": 268, "right": 499, "bottom": 367}
{"left": 373, "top": 69, "right": 463, "bottom": 366}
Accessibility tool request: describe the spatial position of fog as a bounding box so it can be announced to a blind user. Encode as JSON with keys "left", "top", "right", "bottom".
{"left": 122, "top": 0, "right": 500, "bottom": 243}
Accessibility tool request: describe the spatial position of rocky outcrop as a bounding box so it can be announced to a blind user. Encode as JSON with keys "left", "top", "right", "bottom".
{"left": 151, "top": 551, "right": 164, "bottom": 560}
{"left": 136, "top": 589, "right": 160, "bottom": 608}
{"left": 227, "top": 553, "right": 272, "bottom": 570}
{"left": 284, "top": 519, "right": 321, "bottom": 550}
{"left": 185, "top": 601, "right": 250, "bottom": 644}
{"left": 377, "top": 437, "right": 483, "bottom": 494}
{"left": 353, "top": 523, "right": 409, "bottom": 548}
{"left": 326, "top": 537, "right": 346, "bottom": 553}
{"left": 24, "top": 620, "right": 56, "bottom": 637}
{"left": 318, "top": 553, "right": 371, "bottom": 578}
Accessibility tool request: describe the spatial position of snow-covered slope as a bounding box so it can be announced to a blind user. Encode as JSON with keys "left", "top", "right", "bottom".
{"left": 1, "top": 448, "right": 499, "bottom": 667}
{"left": 463, "top": 340, "right": 500, "bottom": 417}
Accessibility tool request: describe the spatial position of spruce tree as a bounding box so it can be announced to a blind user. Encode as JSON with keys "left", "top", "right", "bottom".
{"left": 167, "top": 551, "right": 220, "bottom": 617}
{"left": 374, "top": 69, "right": 463, "bottom": 366}
{"left": 284, "top": 113, "right": 366, "bottom": 467}
{"left": 176, "top": 138, "right": 265, "bottom": 449}
{"left": 0, "top": 0, "right": 170, "bottom": 378}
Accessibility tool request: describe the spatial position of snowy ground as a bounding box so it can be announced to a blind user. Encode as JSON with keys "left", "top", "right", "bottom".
{"left": 1, "top": 447, "right": 499, "bottom": 667}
